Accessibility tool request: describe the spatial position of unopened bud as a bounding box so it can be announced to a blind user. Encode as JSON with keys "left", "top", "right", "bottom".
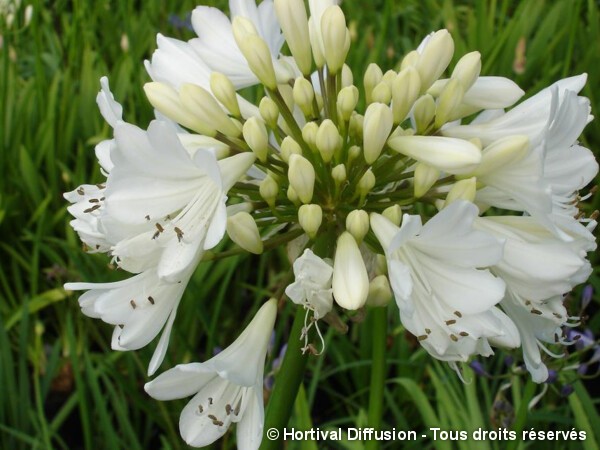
{"left": 287, "top": 184, "right": 299, "bottom": 204}
{"left": 382, "top": 70, "right": 397, "bottom": 88}
{"left": 363, "top": 103, "right": 393, "bottom": 164}
{"left": 434, "top": 78, "right": 464, "bottom": 128}
{"left": 415, "top": 29, "right": 455, "bottom": 92}
{"left": 475, "top": 135, "right": 529, "bottom": 176}
{"left": 337, "top": 85, "right": 359, "bottom": 121}
{"left": 451, "top": 51, "right": 481, "bottom": 91}
{"left": 412, "top": 94, "right": 436, "bottom": 134}
{"left": 413, "top": 162, "right": 440, "bottom": 198}
{"left": 321, "top": 5, "right": 350, "bottom": 74}
{"left": 366, "top": 275, "right": 392, "bottom": 307}
{"left": 392, "top": 67, "right": 421, "bottom": 124}
{"left": 210, "top": 72, "right": 240, "bottom": 117}
{"left": 293, "top": 77, "right": 315, "bottom": 117}
{"left": 227, "top": 212, "right": 263, "bottom": 254}
{"left": 347, "top": 145, "right": 361, "bottom": 164}
{"left": 232, "top": 18, "right": 277, "bottom": 89}
{"left": 349, "top": 113, "right": 364, "bottom": 139}
{"left": 332, "top": 232, "right": 369, "bottom": 310}
{"left": 259, "top": 175, "right": 279, "bottom": 207}
{"left": 400, "top": 50, "right": 419, "bottom": 71}
{"left": 274, "top": 0, "right": 312, "bottom": 75}
{"left": 445, "top": 177, "right": 476, "bottom": 206}
{"left": 298, "top": 204, "right": 323, "bottom": 238}
{"left": 180, "top": 83, "right": 241, "bottom": 137}
{"left": 357, "top": 169, "right": 376, "bottom": 196}
{"left": 316, "top": 119, "right": 342, "bottom": 163}
{"left": 364, "top": 63, "right": 383, "bottom": 105}
{"left": 382, "top": 205, "right": 402, "bottom": 226}
{"left": 280, "top": 136, "right": 302, "bottom": 162}
{"left": 332, "top": 164, "right": 347, "bottom": 185}
{"left": 371, "top": 82, "right": 391, "bottom": 104}
{"left": 243, "top": 117, "right": 269, "bottom": 162}
{"left": 301, "top": 121, "right": 319, "bottom": 152}
{"left": 346, "top": 209, "right": 369, "bottom": 243}
{"left": 341, "top": 64, "right": 354, "bottom": 87}
{"left": 308, "top": 15, "right": 325, "bottom": 69}
{"left": 259, "top": 97, "right": 279, "bottom": 127}
{"left": 288, "top": 154, "right": 315, "bottom": 203}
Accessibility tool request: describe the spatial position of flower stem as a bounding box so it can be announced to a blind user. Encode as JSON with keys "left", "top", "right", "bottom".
{"left": 365, "top": 307, "right": 387, "bottom": 450}
{"left": 260, "top": 307, "right": 309, "bottom": 450}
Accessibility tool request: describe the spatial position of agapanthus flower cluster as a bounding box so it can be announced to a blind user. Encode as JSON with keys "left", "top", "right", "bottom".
{"left": 64, "top": 0, "right": 598, "bottom": 448}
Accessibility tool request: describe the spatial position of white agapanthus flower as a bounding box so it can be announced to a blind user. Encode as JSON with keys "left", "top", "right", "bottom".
{"left": 145, "top": 299, "right": 276, "bottom": 449}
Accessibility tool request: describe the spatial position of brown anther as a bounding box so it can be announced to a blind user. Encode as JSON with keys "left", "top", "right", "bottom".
{"left": 554, "top": 334, "right": 559, "bottom": 343}
{"left": 83, "top": 205, "right": 101, "bottom": 213}
{"left": 155, "top": 223, "right": 164, "bottom": 233}
{"left": 148, "top": 296, "right": 155, "bottom": 305}
{"left": 524, "top": 300, "right": 531, "bottom": 306}
{"left": 118, "top": 324, "right": 124, "bottom": 329}
{"left": 213, "top": 420, "right": 224, "bottom": 427}
{"left": 530, "top": 309, "right": 542, "bottom": 315}
{"left": 225, "top": 404, "right": 232, "bottom": 415}
{"left": 174, "top": 227, "right": 184, "bottom": 242}
{"left": 208, "top": 414, "right": 217, "bottom": 421}
{"left": 450, "top": 334, "right": 458, "bottom": 342}
{"left": 573, "top": 334, "right": 581, "bottom": 341}
{"left": 95, "top": 244, "right": 100, "bottom": 249}
{"left": 208, "top": 397, "right": 213, "bottom": 405}
{"left": 445, "top": 319, "right": 456, "bottom": 325}
{"left": 100, "top": 197, "right": 105, "bottom": 201}
{"left": 453, "top": 311, "right": 462, "bottom": 318}
{"left": 89, "top": 198, "right": 100, "bottom": 203}
{"left": 130, "top": 299, "right": 137, "bottom": 309}
{"left": 152, "top": 231, "right": 160, "bottom": 240}
{"left": 96, "top": 183, "right": 105, "bottom": 189}
{"left": 590, "top": 210, "right": 599, "bottom": 221}
{"left": 425, "top": 328, "right": 431, "bottom": 334}
{"left": 553, "top": 312, "right": 563, "bottom": 319}
{"left": 145, "top": 215, "right": 150, "bottom": 221}
{"left": 459, "top": 331, "right": 469, "bottom": 337}
{"left": 77, "top": 187, "right": 85, "bottom": 195}
{"left": 198, "top": 405, "right": 204, "bottom": 413}
{"left": 417, "top": 335, "right": 428, "bottom": 341}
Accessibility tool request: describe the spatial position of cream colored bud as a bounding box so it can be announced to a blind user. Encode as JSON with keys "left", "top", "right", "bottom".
{"left": 347, "top": 145, "right": 361, "bottom": 164}
{"left": 279, "top": 84, "right": 295, "bottom": 111}
{"left": 341, "top": 64, "right": 354, "bottom": 87}
{"left": 364, "top": 63, "right": 383, "bottom": 105}
{"left": 280, "top": 136, "right": 302, "bottom": 163}
{"left": 357, "top": 169, "right": 376, "bottom": 195}
{"left": 348, "top": 113, "right": 364, "bottom": 140}
{"left": 227, "top": 212, "right": 263, "bottom": 254}
{"left": 316, "top": 119, "right": 342, "bottom": 163}
{"left": 346, "top": 209, "right": 369, "bottom": 243}
{"left": 332, "top": 164, "right": 347, "bottom": 185}
{"left": 298, "top": 204, "right": 323, "bottom": 238}
{"left": 308, "top": 16, "right": 325, "bottom": 69}
{"left": 302, "top": 121, "right": 319, "bottom": 151}
{"left": 413, "top": 162, "right": 440, "bottom": 198}
{"left": 232, "top": 18, "right": 277, "bottom": 89}
{"left": 363, "top": 103, "right": 393, "bottom": 164}
{"left": 392, "top": 67, "right": 421, "bottom": 124}
{"left": 144, "top": 82, "right": 215, "bottom": 137}
{"left": 274, "top": 0, "right": 312, "bottom": 75}
{"left": 243, "top": 117, "right": 269, "bottom": 162}
{"left": 474, "top": 135, "right": 529, "bottom": 176}
{"left": 210, "top": 72, "right": 240, "bottom": 117}
{"left": 400, "top": 50, "right": 419, "bottom": 71}
{"left": 337, "top": 85, "right": 359, "bottom": 121}
{"left": 451, "top": 51, "right": 481, "bottom": 91}
{"left": 259, "top": 97, "right": 279, "bottom": 127}
{"left": 382, "top": 70, "right": 397, "bottom": 88}
{"left": 382, "top": 205, "right": 402, "bottom": 226}
{"left": 412, "top": 94, "right": 436, "bottom": 134}
{"left": 371, "top": 82, "right": 391, "bottom": 105}
{"left": 288, "top": 154, "right": 315, "bottom": 203}
{"left": 415, "top": 29, "right": 455, "bottom": 92}
{"left": 321, "top": 5, "right": 349, "bottom": 74}
{"left": 332, "top": 232, "right": 369, "bottom": 310}
{"left": 434, "top": 78, "right": 464, "bottom": 129}
{"left": 293, "top": 77, "right": 315, "bottom": 117}
{"left": 180, "top": 83, "right": 241, "bottom": 137}
{"left": 366, "top": 275, "right": 392, "bottom": 307}
{"left": 445, "top": 177, "right": 476, "bottom": 206}
{"left": 259, "top": 175, "right": 279, "bottom": 207}
{"left": 287, "top": 184, "right": 299, "bottom": 204}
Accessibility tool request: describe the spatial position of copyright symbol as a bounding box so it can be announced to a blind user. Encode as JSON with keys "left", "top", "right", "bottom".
{"left": 267, "top": 428, "right": 279, "bottom": 440}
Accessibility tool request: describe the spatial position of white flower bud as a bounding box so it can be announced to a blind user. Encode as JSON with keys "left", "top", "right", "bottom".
{"left": 445, "top": 177, "right": 477, "bottom": 206}
{"left": 388, "top": 135, "right": 481, "bottom": 175}
{"left": 349, "top": 113, "right": 364, "bottom": 139}
{"left": 382, "top": 205, "right": 402, "bottom": 226}
{"left": 316, "top": 119, "right": 342, "bottom": 163}
{"left": 259, "top": 97, "right": 279, "bottom": 127}
{"left": 259, "top": 175, "right": 279, "bottom": 207}
{"left": 321, "top": 5, "right": 350, "bottom": 74}
{"left": 451, "top": 51, "right": 481, "bottom": 91}
{"left": 370, "top": 82, "right": 391, "bottom": 104}
{"left": 337, "top": 85, "right": 359, "bottom": 121}
{"left": 288, "top": 154, "right": 315, "bottom": 203}
{"left": 415, "top": 29, "right": 454, "bottom": 92}
{"left": 280, "top": 136, "right": 302, "bottom": 163}
{"left": 293, "top": 77, "right": 315, "bottom": 117}
{"left": 227, "top": 212, "right": 263, "bottom": 254}
{"left": 180, "top": 83, "right": 241, "bottom": 137}
{"left": 382, "top": 70, "right": 397, "bottom": 88}
{"left": 346, "top": 209, "right": 369, "bottom": 243}
{"left": 413, "top": 162, "right": 440, "bottom": 198}
{"left": 412, "top": 94, "right": 436, "bottom": 134}
{"left": 232, "top": 17, "right": 277, "bottom": 90}
{"left": 474, "top": 135, "right": 529, "bottom": 176}
{"left": 287, "top": 184, "right": 299, "bottom": 204}
{"left": 366, "top": 275, "right": 392, "bottom": 307}
{"left": 364, "top": 63, "right": 383, "bottom": 105}
{"left": 341, "top": 64, "right": 354, "bottom": 87}
{"left": 298, "top": 204, "right": 323, "bottom": 238}
{"left": 434, "top": 78, "right": 464, "bottom": 128}
{"left": 308, "top": 16, "right": 325, "bottom": 69}
{"left": 400, "top": 50, "right": 419, "bottom": 71}
{"left": 144, "top": 82, "right": 215, "bottom": 137}
{"left": 274, "top": 0, "right": 312, "bottom": 75}
{"left": 210, "top": 72, "right": 240, "bottom": 117}
{"left": 332, "top": 232, "right": 369, "bottom": 310}
{"left": 302, "top": 121, "right": 319, "bottom": 151}
{"left": 243, "top": 117, "right": 269, "bottom": 162}
{"left": 332, "top": 164, "right": 347, "bottom": 185}
{"left": 363, "top": 103, "right": 393, "bottom": 164}
{"left": 347, "top": 145, "right": 361, "bottom": 164}
{"left": 357, "top": 169, "right": 376, "bottom": 195}
{"left": 392, "top": 67, "right": 421, "bottom": 124}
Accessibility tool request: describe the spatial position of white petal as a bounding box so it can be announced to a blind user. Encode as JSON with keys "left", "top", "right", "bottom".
{"left": 236, "top": 387, "right": 264, "bottom": 450}
{"left": 145, "top": 363, "right": 216, "bottom": 400}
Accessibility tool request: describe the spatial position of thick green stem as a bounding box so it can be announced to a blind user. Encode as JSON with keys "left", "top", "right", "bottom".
{"left": 365, "top": 307, "right": 387, "bottom": 450}
{"left": 260, "top": 308, "right": 309, "bottom": 450}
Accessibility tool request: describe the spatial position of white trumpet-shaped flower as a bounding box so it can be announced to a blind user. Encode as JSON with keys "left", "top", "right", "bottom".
{"left": 370, "top": 201, "right": 514, "bottom": 361}
{"left": 144, "top": 298, "right": 277, "bottom": 449}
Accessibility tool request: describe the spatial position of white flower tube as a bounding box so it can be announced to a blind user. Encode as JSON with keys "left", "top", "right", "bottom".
{"left": 145, "top": 299, "right": 277, "bottom": 449}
